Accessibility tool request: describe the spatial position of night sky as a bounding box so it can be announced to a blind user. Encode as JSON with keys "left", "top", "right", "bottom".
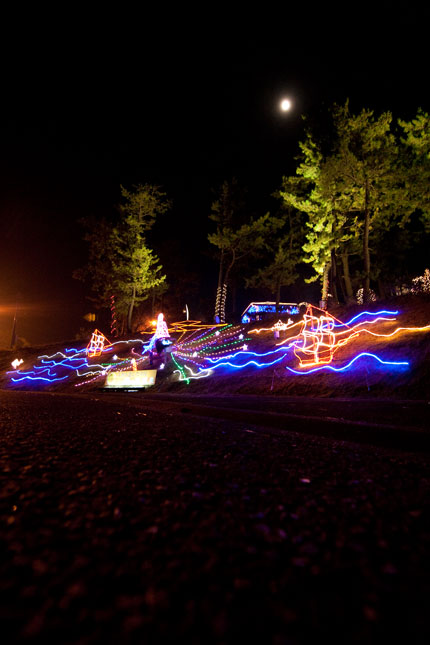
{"left": 0, "top": 6, "right": 428, "bottom": 346}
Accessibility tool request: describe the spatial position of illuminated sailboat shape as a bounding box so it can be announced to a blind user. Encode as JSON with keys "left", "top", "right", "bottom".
{"left": 86, "top": 329, "right": 112, "bottom": 358}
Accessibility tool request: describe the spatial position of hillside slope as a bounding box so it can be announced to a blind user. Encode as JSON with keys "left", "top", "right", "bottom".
{"left": 2, "top": 296, "right": 430, "bottom": 400}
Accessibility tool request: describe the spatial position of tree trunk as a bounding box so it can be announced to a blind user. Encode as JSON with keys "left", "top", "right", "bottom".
{"left": 219, "top": 284, "right": 227, "bottom": 323}
{"left": 110, "top": 295, "right": 118, "bottom": 337}
{"left": 231, "top": 279, "right": 237, "bottom": 318}
{"left": 330, "top": 249, "right": 339, "bottom": 304}
{"left": 214, "top": 250, "right": 225, "bottom": 322}
{"left": 320, "top": 262, "right": 331, "bottom": 309}
{"left": 377, "top": 278, "right": 386, "bottom": 299}
{"left": 363, "top": 182, "right": 371, "bottom": 303}
{"left": 275, "top": 278, "right": 281, "bottom": 313}
{"left": 219, "top": 252, "right": 235, "bottom": 324}
{"left": 341, "top": 252, "right": 354, "bottom": 303}
{"left": 127, "top": 285, "right": 136, "bottom": 332}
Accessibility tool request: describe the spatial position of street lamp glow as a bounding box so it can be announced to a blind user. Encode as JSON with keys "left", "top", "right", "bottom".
{"left": 280, "top": 98, "right": 292, "bottom": 112}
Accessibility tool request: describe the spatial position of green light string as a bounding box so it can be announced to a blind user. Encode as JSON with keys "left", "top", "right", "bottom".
{"left": 201, "top": 337, "right": 251, "bottom": 354}
{"left": 171, "top": 353, "right": 190, "bottom": 385}
{"left": 181, "top": 324, "right": 233, "bottom": 347}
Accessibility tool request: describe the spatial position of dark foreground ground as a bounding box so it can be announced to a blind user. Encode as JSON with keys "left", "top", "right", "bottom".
{"left": 0, "top": 391, "right": 429, "bottom": 644}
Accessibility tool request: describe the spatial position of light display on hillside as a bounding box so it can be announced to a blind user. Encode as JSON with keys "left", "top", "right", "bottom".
{"left": 241, "top": 302, "right": 300, "bottom": 324}
{"left": 6, "top": 306, "right": 430, "bottom": 388}
{"left": 86, "top": 329, "right": 112, "bottom": 358}
{"left": 412, "top": 268, "right": 430, "bottom": 293}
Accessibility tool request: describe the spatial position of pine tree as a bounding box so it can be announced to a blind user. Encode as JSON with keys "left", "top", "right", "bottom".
{"left": 399, "top": 109, "right": 430, "bottom": 230}
{"left": 74, "top": 184, "right": 169, "bottom": 332}
{"left": 246, "top": 205, "right": 303, "bottom": 310}
{"left": 208, "top": 179, "right": 275, "bottom": 323}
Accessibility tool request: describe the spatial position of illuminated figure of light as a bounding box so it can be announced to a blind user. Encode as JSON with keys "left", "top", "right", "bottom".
{"left": 286, "top": 352, "right": 409, "bottom": 375}
{"left": 8, "top": 306, "right": 430, "bottom": 389}
{"left": 281, "top": 304, "right": 430, "bottom": 372}
{"left": 86, "top": 329, "right": 112, "bottom": 358}
{"left": 296, "top": 309, "right": 338, "bottom": 366}
{"left": 249, "top": 319, "right": 295, "bottom": 335}
{"left": 154, "top": 313, "right": 170, "bottom": 339}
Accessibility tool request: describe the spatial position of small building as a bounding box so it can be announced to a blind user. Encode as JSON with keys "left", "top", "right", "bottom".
{"left": 241, "top": 302, "right": 300, "bottom": 324}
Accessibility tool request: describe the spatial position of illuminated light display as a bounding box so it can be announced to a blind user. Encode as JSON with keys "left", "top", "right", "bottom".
{"left": 241, "top": 301, "right": 299, "bottom": 324}
{"left": 412, "top": 268, "right": 430, "bottom": 293}
{"left": 105, "top": 370, "right": 157, "bottom": 389}
{"left": 86, "top": 329, "right": 112, "bottom": 357}
{"left": 7, "top": 305, "right": 430, "bottom": 390}
{"left": 174, "top": 364, "right": 213, "bottom": 381}
{"left": 348, "top": 322, "right": 430, "bottom": 341}
{"left": 110, "top": 295, "right": 118, "bottom": 337}
{"left": 294, "top": 310, "right": 338, "bottom": 366}
{"left": 286, "top": 352, "right": 409, "bottom": 375}
{"left": 214, "top": 283, "right": 228, "bottom": 324}
{"left": 7, "top": 335, "right": 152, "bottom": 389}
{"left": 171, "top": 353, "right": 189, "bottom": 384}
{"left": 356, "top": 288, "right": 377, "bottom": 304}
{"left": 11, "top": 358, "right": 24, "bottom": 369}
{"left": 206, "top": 354, "right": 290, "bottom": 371}
{"left": 248, "top": 318, "right": 296, "bottom": 335}
{"left": 274, "top": 304, "right": 430, "bottom": 372}
{"left": 206, "top": 345, "right": 293, "bottom": 364}
{"left": 155, "top": 313, "right": 170, "bottom": 339}
{"left": 11, "top": 374, "right": 69, "bottom": 384}
{"left": 335, "top": 310, "right": 398, "bottom": 327}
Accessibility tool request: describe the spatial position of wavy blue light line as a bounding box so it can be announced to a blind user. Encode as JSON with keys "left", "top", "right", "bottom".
{"left": 11, "top": 375, "right": 69, "bottom": 383}
{"left": 286, "top": 352, "right": 409, "bottom": 375}
{"left": 203, "top": 354, "right": 288, "bottom": 371}
{"left": 333, "top": 310, "right": 398, "bottom": 328}
{"left": 206, "top": 345, "right": 294, "bottom": 364}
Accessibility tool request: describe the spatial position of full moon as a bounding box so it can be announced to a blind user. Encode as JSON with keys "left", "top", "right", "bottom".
{"left": 280, "top": 98, "right": 292, "bottom": 112}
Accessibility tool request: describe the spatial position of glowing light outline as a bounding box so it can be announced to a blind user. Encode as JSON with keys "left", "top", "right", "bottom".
{"left": 286, "top": 352, "right": 409, "bottom": 375}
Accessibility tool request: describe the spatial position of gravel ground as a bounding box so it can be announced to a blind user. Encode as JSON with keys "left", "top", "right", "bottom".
{"left": 0, "top": 391, "right": 429, "bottom": 644}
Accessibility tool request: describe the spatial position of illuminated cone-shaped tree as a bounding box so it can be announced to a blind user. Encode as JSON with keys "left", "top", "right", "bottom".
{"left": 155, "top": 313, "right": 170, "bottom": 338}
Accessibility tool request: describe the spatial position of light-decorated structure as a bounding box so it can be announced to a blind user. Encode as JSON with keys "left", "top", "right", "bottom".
{"left": 7, "top": 306, "right": 430, "bottom": 388}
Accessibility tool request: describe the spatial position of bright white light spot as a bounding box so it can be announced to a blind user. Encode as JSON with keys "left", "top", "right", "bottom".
{"left": 11, "top": 358, "right": 23, "bottom": 369}
{"left": 280, "top": 98, "right": 292, "bottom": 112}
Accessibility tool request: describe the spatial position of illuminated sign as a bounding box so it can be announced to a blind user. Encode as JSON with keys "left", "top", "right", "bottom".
{"left": 104, "top": 370, "right": 157, "bottom": 389}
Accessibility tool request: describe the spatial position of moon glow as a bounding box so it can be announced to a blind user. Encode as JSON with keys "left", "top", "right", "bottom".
{"left": 280, "top": 98, "right": 292, "bottom": 111}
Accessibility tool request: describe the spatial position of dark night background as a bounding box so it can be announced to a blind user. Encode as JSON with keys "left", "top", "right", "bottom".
{"left": 0, "top": 5, "right": 428, "bottom": 346}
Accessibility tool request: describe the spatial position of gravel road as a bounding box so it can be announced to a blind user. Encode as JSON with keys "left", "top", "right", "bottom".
{"left": 0, "top": 390, "right": 429, "bottom": 644}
